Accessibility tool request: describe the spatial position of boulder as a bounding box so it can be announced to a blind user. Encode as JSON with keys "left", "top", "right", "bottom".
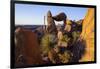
{"left": 52, "top": 12, "right": 67, "bottom": 30}
{"left": 15, "top": 28, "right": 43, "bottom": 67}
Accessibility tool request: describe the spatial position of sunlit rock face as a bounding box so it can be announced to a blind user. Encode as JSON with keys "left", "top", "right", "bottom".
{"left": 80, "top": 8, "right": 95, "bottom": 62}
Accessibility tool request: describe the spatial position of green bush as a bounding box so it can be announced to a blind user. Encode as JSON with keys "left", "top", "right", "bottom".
{"left": 40, "top": 34, "right": 57, "bottom": 55}
{"left": 58, "top": 51, "right": 72, "bottom": 63}
{"left": 72, "top": 31, "right": 81, "bottom": 43}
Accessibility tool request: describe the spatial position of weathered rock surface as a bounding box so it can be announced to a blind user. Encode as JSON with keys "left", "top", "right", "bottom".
{"left": 80, "top": 8, "right": 95, "bottom": 62}
{"left": 52, "top": 12, "right": 67, "bottom": 29}
{"left": 47, "top": 10, "right": 57, "bottom": 34}
{"left": 15, "top": 28, "right": 43, "bottom": 67}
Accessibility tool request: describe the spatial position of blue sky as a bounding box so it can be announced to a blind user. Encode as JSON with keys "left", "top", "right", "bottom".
{"left": 15, "top": 4, "right": 88, "bottom": 25}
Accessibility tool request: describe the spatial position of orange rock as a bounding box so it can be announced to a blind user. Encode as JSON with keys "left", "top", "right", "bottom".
{"left": 80, "top": 8, "right": 95, "bottom": 62}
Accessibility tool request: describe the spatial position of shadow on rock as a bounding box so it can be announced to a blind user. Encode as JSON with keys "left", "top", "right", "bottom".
{"left": 67, "top": 39, "right": 86, "bottom": 62}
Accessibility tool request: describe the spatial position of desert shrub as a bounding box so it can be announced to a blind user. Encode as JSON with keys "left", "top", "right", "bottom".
{"left": 58, "top": 51, "right": 72, "bottom": 63}
{"left": 72, "top": 31, "right": 81, "bottom": 44}
{"left": 40, "top": 34, "right": 57, "bottom": 55}
{"left": 62, "top": 35, "right": 70, "bottom": 42}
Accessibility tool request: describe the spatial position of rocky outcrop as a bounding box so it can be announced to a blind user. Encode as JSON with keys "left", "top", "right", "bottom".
{"left": 53, "top": 12, "right": 67, "bottom": 29}
{"left": 15, "top": 28, "right": 43, "bottom": 67}
{"left": 80, "top": 8, "right": 95, "bottom": 62}
{"left": 46, "top": 11, "right": 67, "bottom": 34}
{"left": 46, "top": 10, "right": 57, "bottom": 34}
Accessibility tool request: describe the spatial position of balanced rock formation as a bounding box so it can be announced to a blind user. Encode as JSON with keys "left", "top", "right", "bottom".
{"left": 52, "top": 12, "right": 67, "bottom": 29}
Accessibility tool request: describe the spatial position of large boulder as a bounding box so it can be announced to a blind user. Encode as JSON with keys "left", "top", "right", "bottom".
{"left": 52, "top": 12, "right": 67, "bottom": 30}
{"left": 15, "top": 27, "right": 43, "bottom": 67}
